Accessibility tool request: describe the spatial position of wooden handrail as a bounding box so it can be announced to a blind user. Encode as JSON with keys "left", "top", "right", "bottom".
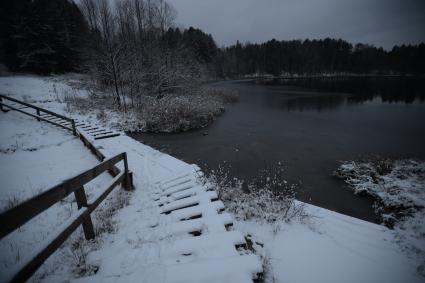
{"left": 0, "top": 152, "right": 133, "bottom": 282}
{"left": 0, "top": 94, "right": 77, "bottom": 136}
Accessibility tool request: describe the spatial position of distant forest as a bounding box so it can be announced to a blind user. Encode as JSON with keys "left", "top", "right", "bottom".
{"left": 216, "top": 39, "right": 425, "bottom": 77}
{"left": 0, "top": 0, "right": 424, "bottom": 79}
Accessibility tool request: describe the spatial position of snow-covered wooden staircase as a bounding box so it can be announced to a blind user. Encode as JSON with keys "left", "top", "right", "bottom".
{"left": 1, "top": 93, "right": 263, "bottom": 282}
{"left": 1, "top": 94, "right": 120, "bottom": 140}
{"left": 38, "top": 113, "right": 120, "bottom": 140}
{"left": 153, "top": 167, "right": 263, "bottom": 282}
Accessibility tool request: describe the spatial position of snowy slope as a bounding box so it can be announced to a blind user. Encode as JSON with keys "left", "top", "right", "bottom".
{"left": 1, "top": 75, "right": 423, "bottom": 282}
{"left": 0, "top": 110, "right": 114, "bottom": 281}
{"left": 1, "top": 75, "right": 262, "bottom": 282}
{"left": 236, "top": 203, "right": 423, "bottom": 283}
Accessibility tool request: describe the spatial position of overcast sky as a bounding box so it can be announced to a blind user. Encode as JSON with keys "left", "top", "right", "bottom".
{"left": 168, "top": 0, "right": 425, "bottom": 49}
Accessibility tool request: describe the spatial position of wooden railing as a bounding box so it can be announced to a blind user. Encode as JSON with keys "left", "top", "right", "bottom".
{"left": 0, "top": 152, "right": 133, "bottom": 283}
{"left": 0, "top": 94, "right": 77, "bottom": 136}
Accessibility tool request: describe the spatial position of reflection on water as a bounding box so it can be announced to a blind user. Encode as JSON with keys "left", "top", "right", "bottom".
{"left": 283, "top": 94, "right": 348, "bottom": 112}
{"left": 130, "top": 77, "right": 425, "bottom": 222}
{"left": 258, "top": 77, "right": 425, "bottom": 111}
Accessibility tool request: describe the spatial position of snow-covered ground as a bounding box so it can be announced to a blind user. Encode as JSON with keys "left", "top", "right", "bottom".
{"left": 236, "top": 204, "right": 423, "bottom": 283}
{"left": 0, "top": 109, "right": 116, "bottom": 281}
{"left": 334, "top": 159, "right": 425, "bottom": 277}
{"left": 1, "top": 75, "right": 424, "bottom": 282}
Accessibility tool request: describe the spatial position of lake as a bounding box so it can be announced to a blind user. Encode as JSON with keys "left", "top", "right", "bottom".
{"left": 130, "top": 77, "right": 425, "bottom": 222}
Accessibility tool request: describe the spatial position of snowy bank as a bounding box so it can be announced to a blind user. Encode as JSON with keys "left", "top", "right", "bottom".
{"left": 0, "top": 75, "right": 262, "bottom": 282}
{"left": 1, "top": 75, "right": 423, "bottom": 282}
{"left": 334, "top": 158, "right": 425, "bottom": 277}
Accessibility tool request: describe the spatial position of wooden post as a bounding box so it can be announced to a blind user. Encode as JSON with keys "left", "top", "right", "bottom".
{"left": 123, "top": 153, "right": 133, "bottom": 190}
{"left": 71, "top": 119, "right": 77, "bottom": 136}
{"left": 74, "top": 187, "right": 95, "bottom": 240}
{"left": 0, "top": 96, "right": 3, "bottom": 112}
{"left": 36, "top": 109, "right": 40, "bottom": 121}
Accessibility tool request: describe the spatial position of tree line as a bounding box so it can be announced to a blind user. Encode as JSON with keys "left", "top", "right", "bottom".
{"left": 1, "top": 0, "right": 424, "bottom": 83}
{"left": 215, "top": 39, "right": 425, "bottom": 77}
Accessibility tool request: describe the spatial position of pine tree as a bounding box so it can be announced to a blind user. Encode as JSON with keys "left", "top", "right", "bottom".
{"left": 0, "top": 0, "right": 88, "bottom": 74}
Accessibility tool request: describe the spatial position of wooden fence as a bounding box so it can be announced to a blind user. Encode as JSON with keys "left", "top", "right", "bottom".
{"left": 0, "top": 152, "right": 133, "bottom": 283}
{"left": 0, "top": 94, "right": 77, "bottom": 136}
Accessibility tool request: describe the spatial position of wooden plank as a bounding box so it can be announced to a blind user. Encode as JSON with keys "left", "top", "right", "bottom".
{"left": 7, "top": 209, "right": 88, "bottom": 283}
{"left": 82, "top": 127, "right": 99, "bottom": 132}
{"left": 87, "top": 128, "right": 108, "bottom": 134}
{"left": 0, "top": 94, "right": 73, "bottom": 122}
{"left": 0, "top": 103, "right": 73, "bottom": 132}
{"left": 94, "top": 133, "right": 120, "bottom": 140}
{"left": 93, "top": 131, "right": 113, "bottom": 136}
{"left": 74, "top": 187, "right": 95, "bottom": 240}
{"left": 0, "top": 153, "right": 125, "bottom": 239}
{"left": 46, "top": 117, "right": 64, "bottom": 122}
{"left": 81, "top": 125, "right": 97, "bottom": 129}
{"left": 78, "top": 132, "right": 121, "bottom": 177}
{"left": 8, "top": 173, "right": 125, "bottom": 283}
{"left": 16, "top": 106, "right": 30, "bottom": 110}
{"left": 57, "top": 121, "right": 72, "bottom": 126}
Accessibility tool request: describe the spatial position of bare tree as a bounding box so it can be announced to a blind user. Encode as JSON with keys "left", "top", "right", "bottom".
{"left": 80, "top": 0, "right": 99, "bottom": 31}
{"left": 155, "top": 0, "right": 177, "bottom": 35}
{"left": 80, "top": 0, "right": 201, "bottom": 110}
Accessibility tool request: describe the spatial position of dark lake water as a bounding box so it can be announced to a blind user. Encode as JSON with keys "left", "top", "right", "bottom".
{"left": 130, "top": 77, "right": 425, "bottom": 222}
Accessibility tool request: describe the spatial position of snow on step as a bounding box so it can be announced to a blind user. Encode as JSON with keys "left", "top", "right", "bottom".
{"left": 161, "top": 191, "right": 218, "bottom": 214}
{"left": 165, "top": 231, "right": 246, "bottom": 259}
{"left": 164, "top": 213, "right": 233, "bottom": 237}
{"left": 75, "top": 119, "right": 120, "bottom": 140}
{"left": 157, "top": 181, "right": 196, "bottom": 197}
{"left": 170, "top": 201, "right": 225, "bottom": 221}
{"left": 85, "top": 134, "right": 261, "bottom": 281}
{"left": 157, "top": 186, "right": 200, "bottom": 205}
{"left": 155, "top": 170, "right": 263, "bottom": 282}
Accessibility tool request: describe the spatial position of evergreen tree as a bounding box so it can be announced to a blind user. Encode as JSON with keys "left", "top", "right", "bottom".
{"left": 0, "top": 0, "right": 88, "bottom": 74}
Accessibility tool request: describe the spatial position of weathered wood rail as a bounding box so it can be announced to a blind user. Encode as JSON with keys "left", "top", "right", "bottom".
{"left": 0, "top": 152, "right": 133, "bottom": 283}
{"left": 0, "top": 94, "right": 134, "bottom": 282}
{"left": 0, "top": 94, "right": 77, "bottom": 136}
{"left": 0, "top": 94, "right": 120, "bottom": 140}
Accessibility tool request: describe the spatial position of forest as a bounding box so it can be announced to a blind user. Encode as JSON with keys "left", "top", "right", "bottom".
{"left": 0, "top": 0, "right": 424, "bottom": 131}
{"left": 1, "top": 0, "right": 425, "bottom": 79}
{"left": 216, "top": 39, "right": 425, "bottom": 77}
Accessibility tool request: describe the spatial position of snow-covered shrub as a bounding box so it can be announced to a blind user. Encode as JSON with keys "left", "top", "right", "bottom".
{"left": 333, "top": 158, "right": 425, "bottom": 275}
{"left": 333, "top": 158, "right": 425, "bottom": 227}
{"left": 92, "top": 189, "right": 131, "bottom": 235}
{"left": 141, "top": 93, "right": 225, "bottom": 132}
{"left": 203, "top": 162, "right": 307, "bottom": 226}
{"left": 67, "top": 238, "right": 99, "bottom": 277}
{"left": 62, "top": 78, "right": 237, "bottom": 133}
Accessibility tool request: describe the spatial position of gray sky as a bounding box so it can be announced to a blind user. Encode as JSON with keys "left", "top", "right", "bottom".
{"left": 168, "top": 0, "right": 425, "bottom": 49}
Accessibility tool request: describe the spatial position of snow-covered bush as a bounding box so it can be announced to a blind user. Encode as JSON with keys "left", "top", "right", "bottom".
{"left": 63, "top": 81, "right": 238, "bottom": 133}
{"left": 141, "top": 92, "right": 225, "bottom": 132}
{"left": 333, "top": 158, "right": 425, "bottom": 227}
{"left": 203, "top": 162, "right": 307, "bottom": 226}
{"left": 333, "top": 158, "right": 425, "bottom": 275}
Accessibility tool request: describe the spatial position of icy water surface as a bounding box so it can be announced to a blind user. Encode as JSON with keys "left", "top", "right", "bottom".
{"left": 130, "top": 77, "right": 425, "bottom": 222}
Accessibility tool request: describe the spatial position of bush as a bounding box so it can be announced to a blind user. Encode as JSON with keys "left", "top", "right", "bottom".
{"left": 203, "top": 162, "right": 307, "bottom": 228}
{"left": 141, "top": 94, "right": 225, "bottom": 132}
